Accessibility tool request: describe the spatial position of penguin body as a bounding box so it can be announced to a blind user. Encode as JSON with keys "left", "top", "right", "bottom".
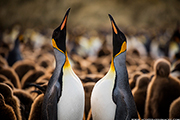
{"left": 13, "top": 89, "right": 33, "bottom": 120}
{"left": 28, "top": 94, "right": 44, "bottom": 120}
{"left": 42, "top": 8, "right": 84, "bottom": 120}
{"left": 0, "top": 67, "right": 21, "bottom": 88}
{"left": 0, "top": 83, "right": 22, "bottom": 120}
{"left": 144, "top": 58, "right": 180, "bottom": 118}
{"left": 169, "top": 96, "right": 180, "bottom": 119}
{"left": 91, "top": 14, "right": 138, "bottom": 120}
{"left": 91, "top": 67, "right": 116, "bottom": 120}
{"left": 0, "top": 93, "right": 17, "bottom": 120}
{"left": 12, "top": 60, "right": 36, "bottom": 81}
{"left": 7, "top": 35, "right": 23, "bottom": 66}
{"left": 132, "top": 75, "right": 150, "bottom": 118}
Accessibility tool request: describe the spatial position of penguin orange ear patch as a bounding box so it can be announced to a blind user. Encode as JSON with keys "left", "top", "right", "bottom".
{"left": 112, "top": 21, "right": 118, "bottom": 34}
{"left": 52, "top": 38, "right": 64, "bottom": 54}
{"left": 60, "top": 16, "right": 67, "bottom": 30}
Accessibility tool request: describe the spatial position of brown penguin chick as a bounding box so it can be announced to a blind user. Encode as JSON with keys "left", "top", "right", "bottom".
{"left": 129, "top": 71, "right": 142, "bottom": 90}
{"left": 0, "top": 67, "right": 21, "bottom": 88}
{"left": 21, "top": 69, "right": 45, "bottom": 89}
{"left": 0, "top": 74, "right": 9, "bottom": 83}
{"left": 132, "top": 74, "right": 150, "bottom": 118}
{"left": 0, "top": 93, "right": 17, "bottom": 120}
{"left": 83, "top": 82, "right": 95, "bottom": 118}
{"left": 0, "top": 55, "right": 8, "bottom": 69}
{"left": 35, "top": 74, "right": 51, "bottom": 83}
{"left": 169, "top": 96, "right": 180, "bottom": 118}
{"left": 28, "top": 94, "right": 44, "bottom": 120}
{"left": 0, "top": 74, "right": 15, "bottom": 89}
{"left": 13, "top": 89, "right": 33, "bottom": 120}
{"left": 0, "top": 83, "right": 22, "bottom": 120}
{"left": 144, "top": 58, "right": 180, "bottom": 118}
{"left": 12, "top": 60, "right": 36, "bottom": 81}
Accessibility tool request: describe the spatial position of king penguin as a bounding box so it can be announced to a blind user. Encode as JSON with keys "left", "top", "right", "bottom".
{"left": 41, "top": 8, "right": 85, "bottom": 120}
{"left": 7, "top": 35, "right": 23, "bottom": 66}
{"left": 91, "top": 14, "right": 138, "bottom": 120}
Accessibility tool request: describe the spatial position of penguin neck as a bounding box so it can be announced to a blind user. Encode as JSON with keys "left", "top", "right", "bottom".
{"left": 113, "top": 52, "right": 129, "bottom": 88}
{"left": 54, "top": 49, "right": 66, "bottom": 70}
{"left": 54, "top": 48, "right": 72, "bottom": 71}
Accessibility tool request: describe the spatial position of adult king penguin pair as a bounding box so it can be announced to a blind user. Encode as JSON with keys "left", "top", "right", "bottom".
{"left": 42, "top": 8, "right": 138, "bottom": 120}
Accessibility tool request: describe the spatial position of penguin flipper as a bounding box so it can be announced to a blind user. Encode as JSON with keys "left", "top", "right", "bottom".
{"left": 46, "top": 88, "right": 58, "bottom": 120}
{"left": 113, "top": 90, "right": 128, "bottom": 120}
{"left": 42, "top": 83, "right": 60, "bottom": 120}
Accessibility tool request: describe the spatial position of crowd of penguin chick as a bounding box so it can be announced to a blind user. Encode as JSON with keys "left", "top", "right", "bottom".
{"left": 0, "top": 23, "right": 180, "bottom": 120}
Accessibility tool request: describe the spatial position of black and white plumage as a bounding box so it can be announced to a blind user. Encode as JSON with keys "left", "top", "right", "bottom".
{"left": 91, "top": 14, "right": 138, "bottom": 120}
{"left": 41, "top": 8, "right": 84, "bottom": 120}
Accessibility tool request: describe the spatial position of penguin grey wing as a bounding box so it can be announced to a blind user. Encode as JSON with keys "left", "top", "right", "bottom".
{"left": 46, "top": 84, "right": 59, "bottom": 120}
{"left": 42, "top": 72, "right": 63, "bottom": 120}
{"left": 113, "top": 88, "right": 128, "bottom": 120}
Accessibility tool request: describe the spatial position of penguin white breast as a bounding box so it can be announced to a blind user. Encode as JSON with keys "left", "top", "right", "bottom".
{"left": 57, "top": 67, "right": 84, "bottom": 120}
{"left": 91, "top": 70, "right": 116, "bottom": 120}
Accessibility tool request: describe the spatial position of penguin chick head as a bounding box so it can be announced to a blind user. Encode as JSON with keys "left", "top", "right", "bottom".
{"left": 136, "top": 75, "right": 150, "bottom": 89}
{"left": 108, "top": 14, "right": 127, "bottom": 58}
{"left": 52, "top": 8, "right": 70, "bottom": 54}
{"left": 154, "top": 58, "right": 171, "bottom": 77}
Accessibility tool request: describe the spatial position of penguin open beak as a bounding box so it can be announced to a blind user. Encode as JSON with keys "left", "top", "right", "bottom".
{"left": 60, "top": 8, "right": 71, "bottom": 31}
{"left": 108, "top": 14, "right": 127, "bottom": 58}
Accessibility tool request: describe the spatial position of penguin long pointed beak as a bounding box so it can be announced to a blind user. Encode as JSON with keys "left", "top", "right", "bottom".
{"left": 60, "top": 8, "right": 71, "bottom": 30}
{"left": 52, "top": 8, "right": 71, "bottom": 54}
{"left": 108, "top": 14, "right": 118, "bottom": 34}
{"left": 108, "top": 14, "right": 127, "bottom": 58}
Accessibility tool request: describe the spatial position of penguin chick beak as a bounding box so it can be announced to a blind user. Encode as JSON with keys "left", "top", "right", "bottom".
{"left": 60, "top": 8, "right": 71, "bottom": 31}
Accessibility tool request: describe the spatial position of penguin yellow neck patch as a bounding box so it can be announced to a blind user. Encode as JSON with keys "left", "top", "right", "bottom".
{"left": 114, "top": 41, "right": 126, "bottom": 58}
{"left": 110, "top": 58, "right": 115, "bottom": 72}
{"left": 61, "top": 16, "right": 67, "bottom": 30}
{"left": 52, "top": 38, "right": 65, "bottom": 54}
{"left": 112, "top": 21, "right": 118, "bottom": 34}
{"left": 63, "top": 52, "right": 71, "bottom": 68}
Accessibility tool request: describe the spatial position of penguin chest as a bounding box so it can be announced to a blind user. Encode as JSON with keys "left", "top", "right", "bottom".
{"left": 57, "top": 69, "right": 84, "bottom": 120}
{"left": 91, "top": 77, "right": 116, "bottom": 120}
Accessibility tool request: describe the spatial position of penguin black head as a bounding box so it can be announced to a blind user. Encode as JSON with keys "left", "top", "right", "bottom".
{"left": 52, "top": 8, "right": 70, "bottom": 54}
{"left": 108, "top": 14, "right": 127, "bottom": 58}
